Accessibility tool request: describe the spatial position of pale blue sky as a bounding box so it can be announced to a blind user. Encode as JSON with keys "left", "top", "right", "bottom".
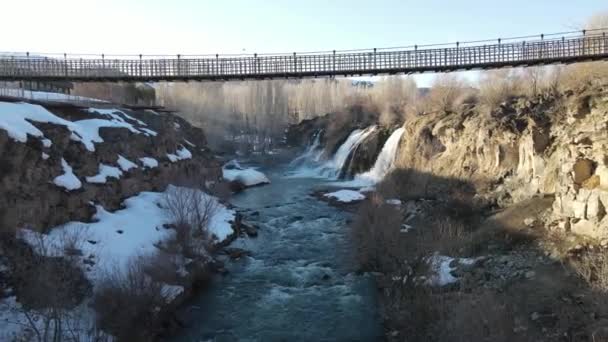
{"left": 2, "top": 0, "right": 606, "bottom": 85}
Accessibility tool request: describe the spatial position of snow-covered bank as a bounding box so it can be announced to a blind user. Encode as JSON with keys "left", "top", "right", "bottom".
{"left": 0, "top": 101, "right": 151, "bottom": 152}
{"left": 223, "top": 160, "right": 270, "bottom": 188}
{"left": 2, "top": 186, "right": 236, "bottom": 339}
{"left": 20, "top": 187, "right": 235, "bottom": 281}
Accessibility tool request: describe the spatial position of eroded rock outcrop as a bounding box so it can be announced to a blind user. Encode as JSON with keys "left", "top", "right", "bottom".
{"left": 393, "top": 83, "right": 608, "bottom": 239}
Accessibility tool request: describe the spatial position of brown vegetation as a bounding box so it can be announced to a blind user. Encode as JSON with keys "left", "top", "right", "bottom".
{"left": 93, "top": 257, "right": 168, "bottom": 342}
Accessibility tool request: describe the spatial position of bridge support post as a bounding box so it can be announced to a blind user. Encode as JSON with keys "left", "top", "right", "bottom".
{"left": 293, "top": 52, "right": 296, "bottom": 74}
{"left": 332, "top": 50, "right": 336, "bottom": 73}
{"left": 373, "top": 48, "right": 377, "bottom": 70}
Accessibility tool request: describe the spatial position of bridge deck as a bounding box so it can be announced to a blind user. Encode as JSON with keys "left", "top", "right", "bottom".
{"left": 1, "top": 32, "right": 607, "bottom": 82}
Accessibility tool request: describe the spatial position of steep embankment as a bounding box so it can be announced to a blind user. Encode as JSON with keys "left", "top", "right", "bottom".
{"left": 393, "top": 83, "right": 608, "bottom": 239}
{"left": 0, "top": 100, "right": 221, "bottom": 231}
{"left": 0, "top": 98, "right": 234, "bottom": 341}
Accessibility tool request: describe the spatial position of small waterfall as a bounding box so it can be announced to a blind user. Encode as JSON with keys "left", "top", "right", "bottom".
{"left": 290, "top": 129, "right": 324, "bottom": 167}
{"left": 355, "top": 127, "right": 405, "bottom": 183}
{"left": 319, "top": 126, "right": 376, "bottom": 178}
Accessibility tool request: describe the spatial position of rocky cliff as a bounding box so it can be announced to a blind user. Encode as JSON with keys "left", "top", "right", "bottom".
{"left": 0, "top": 100, "right": 221, "bottom": 232}
{"left": 393, "top": 82, "right": 608, "bottom": 239}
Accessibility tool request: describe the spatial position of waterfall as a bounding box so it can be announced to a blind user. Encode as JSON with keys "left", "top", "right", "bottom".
{"left": 319, "top": 126, "right": 376, "bottom": 178}
{"left": 287, "top": 126, "right": 377, "bottom": 179}
{"left": 354, "top": 127, "right": 405, "bottom": 183}
{"left": 289, "top": 129, "right": 324, "bottom": 167}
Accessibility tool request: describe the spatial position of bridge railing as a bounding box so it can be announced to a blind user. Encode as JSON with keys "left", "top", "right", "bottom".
{"left": 0, "top": 30, "right": 607, "bottom": 81}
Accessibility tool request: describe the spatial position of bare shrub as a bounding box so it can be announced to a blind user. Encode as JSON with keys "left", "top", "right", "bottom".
{"left": 93, "top": 257, "right": 166, "bottom": 342}
{"left": 372, "top": 76, "right": 418, "bottom": 126}
{"left": 163, "top": 186, "right": 219, "bottom": 255}
{"left": 424, "top": 74, "right": 470, "bottom": 113}
{"left": 419, "top": 217, "right": 474, "bottom": 256}
{"left": 433, "top": 291, "right": 518, "bottom": 342}
{"left": 556, "top": 12, "right": 608, "bottom": 89}
{"left": 572, "top": 250, "right": 608, "bottom": 291}
{"left": 141, "top": 250, "right": 183, "bottom": 285}
{"left": 351, "top": 194, "right": 403, "bottom": 272}
{"left": 386, "top": 282, "right": 519, "bottom": 342}
{"left": 478, "top": 69, "right": 522, "bottom": 112}
{"left": 7, "top": 231, "right": 94, "bottom": 342}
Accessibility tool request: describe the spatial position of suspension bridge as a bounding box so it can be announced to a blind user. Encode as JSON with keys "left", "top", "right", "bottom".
{"left": 1, "top": 29, "right": 607, "bottom": 82}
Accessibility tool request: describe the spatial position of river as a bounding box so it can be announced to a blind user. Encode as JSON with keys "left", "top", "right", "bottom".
{"left": 174, "top": 165, "right": 383, "bottom": 341}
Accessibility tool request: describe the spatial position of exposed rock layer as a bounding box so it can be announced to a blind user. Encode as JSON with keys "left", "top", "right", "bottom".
{"left": 393, "top": 83, "right": 608, "bottom": 239}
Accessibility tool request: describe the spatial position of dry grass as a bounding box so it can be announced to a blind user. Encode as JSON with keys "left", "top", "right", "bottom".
{"left": 478, "top": 69, "right": 522, "bottom": 112}
{"left": 572, "top": 250, "right": 608, "bottom": 292}
{"left": 351, "top": 194, "right": 403, "bottom": 272}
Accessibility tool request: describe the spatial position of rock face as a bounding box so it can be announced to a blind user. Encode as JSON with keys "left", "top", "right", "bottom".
{"left": 392, "top": 83, "right": 608, "bottom": 239}
{"left": 0, "top": 102, "right": 221, "bottom": 232}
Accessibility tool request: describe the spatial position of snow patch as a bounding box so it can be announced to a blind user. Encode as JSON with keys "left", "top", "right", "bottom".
{"left": 139, "top": 157, "right": 159, "bottom": 169}
{"left": 86, "top": 164, "right": 123, "bottom": 184}
{"left": 41, "top": 152, "right": 49, "bottom": 160}
{"left": 323, "top": 189, "right": 365, "bottom": 203}
{"left": 161, "top": 284, "right": 184, "bottom": 303}
{"left": 386, "top": 199, "right": 402, "bottom": 206}
{"left": 222, "top": 160, "right": 270, "bottom": 187}
{"left": 167, "top": 146, "right": 192, "bottom": 162}
{"left": 20, "top": 188, "right": 235, "bottom": 284}
{"left": 0, "top": 101, "right": 151, "bottom": 152}
{"left": 426, "top": 255, "right": 476, "bottom": 286}
{"left": 117, "top": 155, "right": 138, "bottom": 172}
{"left": 140, "top": 127, "right": 158, "bottom": 136}
{"left": 87, "top": 107, "right": 146, "bottom": 126}
{"left": 53, "top": 158, "right": 82, "bottom": 191}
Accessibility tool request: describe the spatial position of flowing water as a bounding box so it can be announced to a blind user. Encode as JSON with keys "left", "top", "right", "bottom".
{"left": 354, "top": 127, "right": 405, "bottom": 184}
{"left": 289, "top": 129, "right": 324, "bottom": 167}
{"left": 174, "top": 167, "right": 383, "bottom": 342}
{"left": 288, "top": 126, "right": 378, "bottom": 180}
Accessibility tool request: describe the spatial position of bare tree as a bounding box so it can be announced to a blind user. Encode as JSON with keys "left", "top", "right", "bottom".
{"left": 163, "top": 186, "right": 219, "bottom": 255}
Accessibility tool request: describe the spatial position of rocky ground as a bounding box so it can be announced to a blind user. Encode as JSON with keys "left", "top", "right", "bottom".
{"left": 371, "top": 82, "right": 608, "bottom": 341}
